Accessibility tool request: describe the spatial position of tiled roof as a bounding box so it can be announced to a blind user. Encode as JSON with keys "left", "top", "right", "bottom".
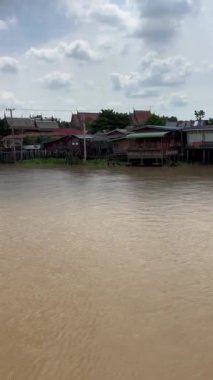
{"left": 36, "top": 120, "right": 59, "bottom": 130}
{"left": 71, "top": 112, "right": 99, "bottom": 126}
{"left": 129, "top": 110, "right": 151, "bottom": 125}
{"left": 6, "top": 117, "right": 35, "bottom": 129}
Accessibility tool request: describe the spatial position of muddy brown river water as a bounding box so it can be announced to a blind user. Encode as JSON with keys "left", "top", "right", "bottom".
{"left": 0, "top": 165, "right": 213, "bottom": 379}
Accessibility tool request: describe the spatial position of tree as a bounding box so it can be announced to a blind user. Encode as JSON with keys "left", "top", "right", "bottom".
{"left": 167, "top": 116, "right": 178, "bottom": 122}
{"left": 88, "top": 109, "right": 130, "bottom": 134}
{"left": 0, "top": 118, "right": 9, "bottom": 137}
{"left": 194, "top": 110, "right": 205, "bottom": 121}
{"left": 145, "top": 113, "right": 166, "bottom": 126}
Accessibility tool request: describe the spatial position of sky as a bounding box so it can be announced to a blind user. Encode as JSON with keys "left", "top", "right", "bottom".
{"left": 0, "top": 0, "right": 212, "bottom": 121}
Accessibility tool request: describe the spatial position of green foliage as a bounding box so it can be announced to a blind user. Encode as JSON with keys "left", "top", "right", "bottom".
{"left": 194, "top": 110, "right": 205, "bottom": 121}
{"left": 145, "top": 113, "right": 166, "bottom": 126}
{"left": 166, "top": 116, "right": 178, "bottom": 122}
{"left": 22, "top": 158, "right": 66, "bottom": 166}
{"left": 0, "top": 118, "right": 9, "bottom": 136}
{"left": 88, "top": 109, "right": 129, "bottom": 133}
{"left": 208, "top": 118, "right": 213, "bottom": 125}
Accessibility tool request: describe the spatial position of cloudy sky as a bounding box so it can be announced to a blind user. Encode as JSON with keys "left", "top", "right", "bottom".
{"left": 0, "top": 0, "right": 212, "bottom": 120}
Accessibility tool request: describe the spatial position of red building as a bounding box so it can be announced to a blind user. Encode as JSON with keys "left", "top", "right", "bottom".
{"left": 129, "top": 110, "right": 151, "bottom": 126}
{"left": 42, "top": 135, "right": 93, "bottom": 157}
{"left": 71, "top": 112, "right": 99, "bottom": 128}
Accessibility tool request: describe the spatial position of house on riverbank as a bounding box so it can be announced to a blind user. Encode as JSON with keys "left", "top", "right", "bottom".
{"left": 185, "top": 122, "right": 213, "bottom": 163}
{"left": 42, "top": 134, "right": 93, "bottom": 158}
{"left": 5, "top": 117, "right": 60, "bottom": 133}
{"left": 111, "top": 125, "right": 183, "bottom": 165}
{"left": 42, "top": 133, "right": 113, "bottom": 159}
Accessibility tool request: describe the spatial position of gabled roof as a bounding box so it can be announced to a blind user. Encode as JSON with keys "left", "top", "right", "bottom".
{"left": 42, "top": 134, "right": 93, "bottom": 146}
{"left": 36, "top": 120, "right": 59, "bottom": 130}
{"left": 129, "top": 110, "right": 151, "bottom": 125}
{"left": 6, "top": 117, "right": 35, "bottom": 130}
{"left": 127, "top": 132, "right": 169, "bottom": 139}
{"left": 133, "top": 124, "right": 182, "bottom": 132}
{"left": 71, "top": 112, "right": 99, "bottom": 126}
{"left": 77, "top": 112, "right": 99, "bottom": 122}
{"left": 105, "top": 128, "right": 128, "bottom": 135}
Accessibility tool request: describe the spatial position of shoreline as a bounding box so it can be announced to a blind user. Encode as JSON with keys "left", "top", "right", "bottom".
{"left": 0, "top": 158, "right": 205, "bottom": 169}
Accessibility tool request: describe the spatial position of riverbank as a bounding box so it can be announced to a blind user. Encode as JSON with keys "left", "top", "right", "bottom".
{"left": 0, "top": 157, "right": 206, "bottom": 168}
{"left": 19, "top": 158, "right": 124, "bottom": 167}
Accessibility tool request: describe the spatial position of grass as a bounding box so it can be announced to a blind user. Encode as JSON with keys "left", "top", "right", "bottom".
{"left": 20, "top": 157, "right": 126, "bottom": 167}
{"left": 21, "top": 158, "right": 66, "bottom": 166}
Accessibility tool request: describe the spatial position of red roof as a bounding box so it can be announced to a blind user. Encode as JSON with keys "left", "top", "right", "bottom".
{"left": 71, "top": 112, "right": 99, "bottom": 126}
{"left": 50, "top": 128, "right": 81, "bottom": 136}
{"left": 129, "top": 110, "right": 151, "bottom": 125}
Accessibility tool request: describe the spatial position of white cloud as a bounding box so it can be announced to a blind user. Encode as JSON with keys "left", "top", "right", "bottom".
{"left": 26, "top": 47, "right": 60, "bottom": 62}
{"left": 39, "top": 72, "right": 73, "bottom": 89}
{"left": 60, "top": 0, "right": 134, "bottom": 28}
{"left": 0, "top": 17, "right": 17, "bottom": 31}
{"left": 0, "top": 91, "right": 23, "bottom": 108}
{"left": 0, "top": 56, "right": 20, "bottom": 72}
{"left": 170, "top": 93, "right": 188, "bottom": 107}
{"left": 59, "top": 0, "right": 201, "bottom": 45}
{"left": 112, "top": 52, "right": 191, "bottom": 98}
{"left": 60, "top": 40, "right": 101, "bottom": 62}
{"left": 139, "top": 52, "right": 191, "bottom": 86}
{"left": 26, "top": 40, "right": 101, "bottom": 63}
{"left": 132, "top": 0, "right": 201, "bottom": 44}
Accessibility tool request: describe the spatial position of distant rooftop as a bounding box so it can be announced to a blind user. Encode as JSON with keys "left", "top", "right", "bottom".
{"left": 129, "top": 110, "right": 151, "bottom": 125}
{"left": 6, "top": 117, "right": 35, "bottom": 130}
{"left": 35, "top": 120, "right": 59, "bottom": 130}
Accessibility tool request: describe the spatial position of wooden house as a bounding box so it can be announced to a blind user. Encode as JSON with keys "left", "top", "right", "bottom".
{"left": 42, "top": 135, "right": 93, "bottom": 158}
{"left": 112, "top": 125, "right": 182, "bottom": 165}
{"left": 185, "top": 122, "right": 213, "bottom": 163}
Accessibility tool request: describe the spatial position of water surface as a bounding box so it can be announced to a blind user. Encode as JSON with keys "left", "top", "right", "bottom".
{"left": 0, "top": 165, "right": 213, "bottom": 380}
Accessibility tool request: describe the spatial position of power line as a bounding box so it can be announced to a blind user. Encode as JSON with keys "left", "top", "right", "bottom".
{"left": 0, "top": 107, "right": 103, "bottom": 113}
{"left": 0, "top": 107, "right": 73, "bottom": 113}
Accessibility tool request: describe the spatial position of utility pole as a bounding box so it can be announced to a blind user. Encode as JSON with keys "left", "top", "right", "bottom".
{"left": 77, "top": 110, "right": 87, "bottom": 162}
{"left": 6, "top": 108, "right": 16, "bottom": 162}
{"left": 83, "top": 121, "right": 87, "bottom": 162}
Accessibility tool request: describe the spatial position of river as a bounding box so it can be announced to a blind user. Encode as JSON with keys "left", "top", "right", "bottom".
{"left": 0, "top": 165, "right": 213, "bottom": 380}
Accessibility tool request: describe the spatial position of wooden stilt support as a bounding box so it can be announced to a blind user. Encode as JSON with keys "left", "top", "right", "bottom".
{"left": 187, "top": 149, "right": 189, "bottom": 162}
{"left": 203, "top": 149, "right": 206, "bottom": 164}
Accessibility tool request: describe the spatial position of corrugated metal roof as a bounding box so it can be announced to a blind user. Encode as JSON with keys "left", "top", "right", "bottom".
{"left": 36, "top": 120, "right": 59, "bottom": 129}
{"left": 6, "top": 117, "right": 35, "bottom": 129}
{"left": 127, "top": 132, "right": 169, "bottom": 139}
{"left": 184, "top": 125, "right": 213, "bottom": 131}
{"left": 74, "top": 134, "right": 93, "bottom": 140}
